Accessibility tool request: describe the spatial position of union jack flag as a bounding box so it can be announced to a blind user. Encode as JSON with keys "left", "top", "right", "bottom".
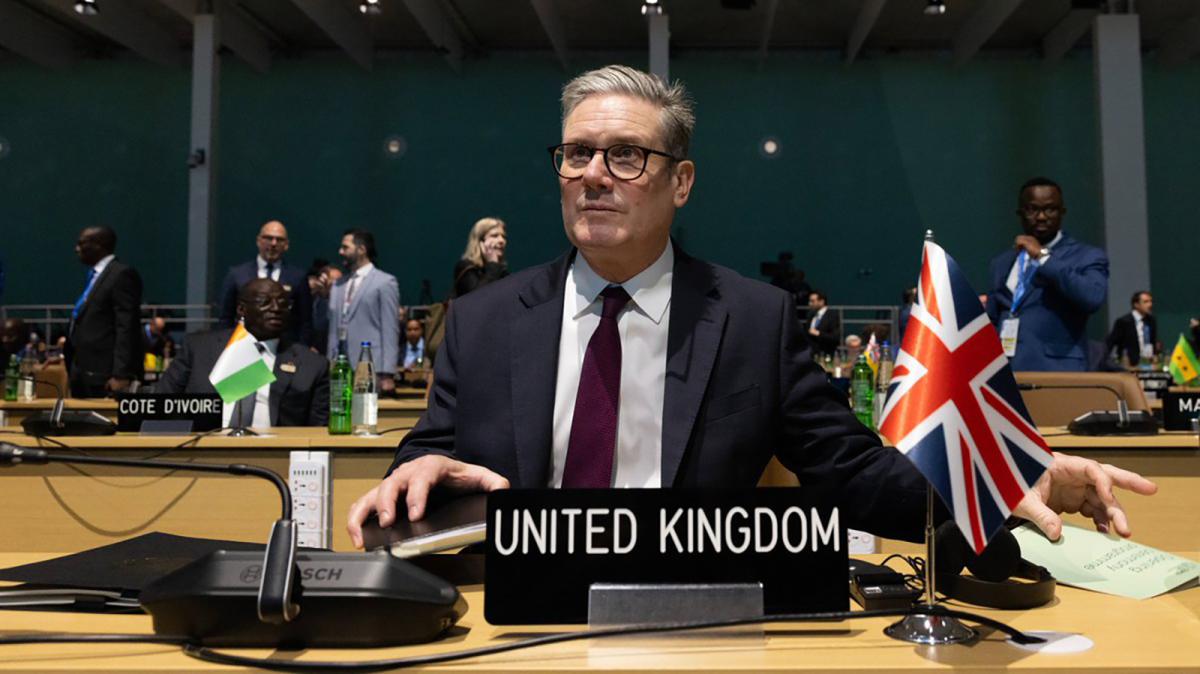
{"left": 878, "top": 240, "right": 1054, "bottom": 555}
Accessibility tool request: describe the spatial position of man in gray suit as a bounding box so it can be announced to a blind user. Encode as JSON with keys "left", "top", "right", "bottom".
{"left": 328, "top": 229, "right": 400, "bottom": 394}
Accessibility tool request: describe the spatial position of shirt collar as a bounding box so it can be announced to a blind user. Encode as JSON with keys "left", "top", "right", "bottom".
{"left": 256, "top": 255, "right": 281, "bottom": 271}
{"left": 1132, "top": 309, "right": 1146, "bottom": 321}
{"left": 1044, "top": 230, "right": 1064, "bottom": 250}
{"left": 258, "top": 338, "right": 279, "bottom": 357}
{"left": 352, "top": 263, "right": 375, "bottom": 279}
{"left": 570, "top": 242, "right": 674, "bottom": 325}
{"left": 92, "top": 254, "right": 115, "bottom": 275}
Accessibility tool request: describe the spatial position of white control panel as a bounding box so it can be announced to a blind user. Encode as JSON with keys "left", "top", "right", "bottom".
{"left": 848, "top": 528, "right": 878, "bottom": 554}
{"left": 289, "top": 451, "right": 331, "bottom": 549}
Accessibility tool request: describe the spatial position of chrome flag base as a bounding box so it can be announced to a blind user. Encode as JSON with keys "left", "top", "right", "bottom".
{"left": 885, "top": 608, "right": 977, "bottom": 645}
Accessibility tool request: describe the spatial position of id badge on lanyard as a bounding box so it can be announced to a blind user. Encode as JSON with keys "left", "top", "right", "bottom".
{"left": 1000, "top": 317, "right": 1020, "bottom": 357}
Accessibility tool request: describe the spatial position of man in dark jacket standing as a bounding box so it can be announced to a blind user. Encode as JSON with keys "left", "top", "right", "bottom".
{"left": 217, "top": 220, "right": 313, "bottom": 346}
{"left": 65, "top": 226, "right": 143, "bottom": 398}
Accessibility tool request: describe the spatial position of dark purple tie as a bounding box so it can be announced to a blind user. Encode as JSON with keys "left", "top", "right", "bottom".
{"left": 562, "top": 286, "right": 631, "bottom": 488}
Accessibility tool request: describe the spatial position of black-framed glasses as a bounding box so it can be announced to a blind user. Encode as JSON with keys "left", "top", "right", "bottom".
{"left": 1018, "top": 205, "right": 1062, "bottom": 219}
{"left": 251, "top": 296, "right": 293, "bottom": 311}
{"left": 548, "top": 143, "right": 681, "bottom": 181}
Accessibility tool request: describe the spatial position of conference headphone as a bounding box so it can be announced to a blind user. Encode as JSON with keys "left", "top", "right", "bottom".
{"left": 933, "top": 520, "right": 1056, "bottom": 610}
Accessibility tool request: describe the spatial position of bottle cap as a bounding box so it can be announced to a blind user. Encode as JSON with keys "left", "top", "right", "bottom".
{"left": 361, "top": 341, "right": 371, "bottom": 347}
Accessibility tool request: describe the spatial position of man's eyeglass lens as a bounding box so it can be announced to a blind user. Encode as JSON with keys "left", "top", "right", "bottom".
{"left": 1021, "top": 206, "right": 1060, "bottom": 218}
{"left": 552, "top": 144, "right": 650, "bottom": 180}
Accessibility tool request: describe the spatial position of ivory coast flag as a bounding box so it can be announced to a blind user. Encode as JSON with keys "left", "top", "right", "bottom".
{"left": 208, "top": 323, "right": 275, "bottom": 403}
{"left": 1169, "top": 334, "right": 1200, "bottom": 386}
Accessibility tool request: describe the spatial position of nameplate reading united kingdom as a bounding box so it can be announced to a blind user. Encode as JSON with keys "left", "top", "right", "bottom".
{"left": 115, "top": 393, "right": 222, "bottom": 433}
{"left": 484, "top": 488, "right": 847, "bottom": 624}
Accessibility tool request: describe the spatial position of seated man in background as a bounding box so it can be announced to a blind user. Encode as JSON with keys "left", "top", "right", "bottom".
{"left": 154, "top": 279, "right": 329, "bottom": 428}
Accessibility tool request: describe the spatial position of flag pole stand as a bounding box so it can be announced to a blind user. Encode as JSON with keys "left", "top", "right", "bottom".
{"left": 884, "top": 484, "right": 977, "bottom": 644}
{"left": 227, "top": 395, "right": 257, "bottom": 438}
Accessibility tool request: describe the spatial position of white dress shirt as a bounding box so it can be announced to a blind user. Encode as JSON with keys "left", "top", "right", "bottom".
{"left": 341, "top": 263, "right": 375, "bottom": 321}
{"left": 222, "top": 338, "right": 278, "bottom": 428}
{"left": 1005, "top": 230, "right": 1062, "bottom": 295}
{"left": 92, "top": 254, "right": 116, "bottom": 278}
{"left": 550, "top": 243, "right": 673, "bottom": 489}
{"left": 256, "top": 255, "right": 282, "bottom": 282}
{"left": 1132, "top": 309, "right": 1153, "bottom": 359}
{"left": 811, "top": 306, "right": 827, "bottom": 329}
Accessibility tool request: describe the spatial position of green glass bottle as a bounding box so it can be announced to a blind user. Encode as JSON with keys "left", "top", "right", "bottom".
{"left": 328, "top": 337, "right": 353, "bottom": 435}
{"left": 851, "top": 353, "right": 874, "bottom": 428}
{"left": 3, "top": 354, "right": 18, "bottom": 402}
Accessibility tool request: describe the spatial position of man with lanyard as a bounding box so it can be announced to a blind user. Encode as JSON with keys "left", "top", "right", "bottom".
{"left": 986, "top": 177, "right": 1109, "bottom": 371}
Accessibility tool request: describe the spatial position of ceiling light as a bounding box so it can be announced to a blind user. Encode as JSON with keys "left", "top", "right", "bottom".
{"left": 74, "top": 0, "right": 99, "bottom": 15}
{"left": 642, "top": 0, "right": 663, "bottom": 15}
{"left": 359, "top": 0, "right": 382, "bottom": 15}
{"left": 924, "top": 0, "right": 947, "bottom": 16}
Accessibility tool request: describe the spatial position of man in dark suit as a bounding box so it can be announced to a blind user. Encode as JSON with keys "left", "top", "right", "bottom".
{"left": 217, "top": 220, "right": 313, "bottom": 346}
{"left": 64, "top": 226, "right": 143, "bottom": 398}
{"left": 806, "top": 290, "right": 840, "bottom": 356}
{"left": 347, "top": 65, "right": 1156, "bottom": 549}
{"left": 1106, "top": 291, "right": 1158, "bottom": 367}
{"left": 985, "top": 177, "right": 1109, "bottom": 372}
{"left": 154, "top": 279, "right": 329, "bottom": 427}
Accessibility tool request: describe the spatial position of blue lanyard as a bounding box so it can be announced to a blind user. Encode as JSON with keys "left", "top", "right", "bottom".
{"left": 1010, "top": 251, "right": 1038, "bottom": 316}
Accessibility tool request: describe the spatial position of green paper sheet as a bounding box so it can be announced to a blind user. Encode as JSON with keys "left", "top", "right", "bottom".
{"left": 1012, "top": 522, "right": 1199, "bottom": 600}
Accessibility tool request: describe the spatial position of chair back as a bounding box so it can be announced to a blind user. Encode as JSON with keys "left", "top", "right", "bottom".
{"left": 1015, "top": 371, "right": 1149, "bottom": 427}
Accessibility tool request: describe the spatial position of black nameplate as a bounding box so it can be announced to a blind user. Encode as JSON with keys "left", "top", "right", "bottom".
{"left": 116, "top": 393, "right": 222, "bottom": 433}
{"left": 484, "top": 488, "right": 847, "bottom": 625}
{"left": 1162, "top": 390, "right": 1200, "bottom": 431}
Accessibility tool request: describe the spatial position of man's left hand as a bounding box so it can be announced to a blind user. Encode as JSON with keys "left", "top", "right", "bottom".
{"left": 379, "top": 375, "right": 395, "bottom": 394}
{"left": 1013, "top": 235, "right": 1044, "bottom": 259}
{"left": 106, "top": 377, "right": 132, "bottom": 394}
{"left": 1013, "top": 453, "right": 1158, "bottom": 540}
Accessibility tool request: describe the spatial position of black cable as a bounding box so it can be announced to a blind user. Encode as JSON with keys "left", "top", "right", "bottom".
{"left": 0, "top": 633, "right": 187, "bottom": 646}
{"left": 377, "top": 427, "right": 410, "bottom": 435}
{"left": 181, "top": 606, "right": 1042, "bottom": 672}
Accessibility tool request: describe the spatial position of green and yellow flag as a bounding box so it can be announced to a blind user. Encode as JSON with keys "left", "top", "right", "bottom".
{"left": 1168, "top": 334, "right": 1200, "bottom": 386}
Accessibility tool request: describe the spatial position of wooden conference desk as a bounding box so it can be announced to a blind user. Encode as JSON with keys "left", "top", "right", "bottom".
{"left": 0, "top": 426, "right": 414, "bottom": 553}
{"left": 0, "top": 396, "right": 428, "bottom": 427}
{"left": 1, "top": 426, "right": 1196, "bottom": 556}
{"left": 0, "top": 551, "right": 1196, "bottom": 673}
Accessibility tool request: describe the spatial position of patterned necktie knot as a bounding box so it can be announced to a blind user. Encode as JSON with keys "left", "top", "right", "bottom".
{"left": 599, "top": 286, "right": 631, "bottom": 319}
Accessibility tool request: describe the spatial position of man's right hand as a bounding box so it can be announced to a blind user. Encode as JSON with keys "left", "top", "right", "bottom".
{"left": 345, "top": 454, "right": 510, "bottom": 549}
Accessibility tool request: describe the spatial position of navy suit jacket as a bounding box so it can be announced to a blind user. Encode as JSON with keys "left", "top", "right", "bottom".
{"left": 391, "top": 245, "right": 930, "bottom": 542}
{"left": 153, "top": 328, "right": 329, "bottom": 427}
{"left": 217, "top": 260, "right": 313, "bottom": 346}
{"left": 985, "top": 233, "right": 1108, "bottom": 372}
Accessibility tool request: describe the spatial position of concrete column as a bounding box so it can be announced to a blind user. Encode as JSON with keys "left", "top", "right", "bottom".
{"left": 1093, "top": 14, "right": 1151, "bottom": 321}
{"left": 187, "top": 14, "right": 219, "bottom": 327}
{"left": 648, "top": 11, "right": 669, "bottom": 81}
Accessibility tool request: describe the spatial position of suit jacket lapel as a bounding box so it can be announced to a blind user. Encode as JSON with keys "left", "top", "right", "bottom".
{"left": 509, "top": 251, "right": 572, "bottom": 488}
{"left": 661, "top": 249, "right": 727, "bottom": 487}
{"left": 346, "top": 269, "right": 374, "bottom": 321}
{"left": 268, "top": 343, "right": 297, "bottom": 426}
{"left": 73, "top": 261, "right": 116, "bottom": 326}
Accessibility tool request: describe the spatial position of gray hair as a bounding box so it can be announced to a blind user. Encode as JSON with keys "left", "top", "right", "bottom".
{"left": 561, "top": 65, "right": 695, "bottom": 160}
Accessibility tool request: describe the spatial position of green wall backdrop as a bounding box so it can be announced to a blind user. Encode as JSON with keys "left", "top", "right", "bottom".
{"left": 0, "top": 51, "right": 1196, "bottom": 339}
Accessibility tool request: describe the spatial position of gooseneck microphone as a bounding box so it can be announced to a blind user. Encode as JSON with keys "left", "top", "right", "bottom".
{"left": 1017, "top": 382, "right": 1158, "bottom": 435}
{"left": 15, "top": 376, "right": 117, "bottom": 437}
{"left": 0, "top": 442, "right": 465, "bottom": 647}
{"left": 0, "top": 443, "right": 299, "bottom": 624}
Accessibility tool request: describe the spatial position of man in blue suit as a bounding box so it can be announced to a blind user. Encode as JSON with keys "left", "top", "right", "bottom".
{"left": 986, "top": 178, "right": 1109, "bottom": 372}
{"left": 217, "top": 220, "right": 313, "bottom": 346}
{"left": 347, "top": 67, "right": 1154, "bottom": 549}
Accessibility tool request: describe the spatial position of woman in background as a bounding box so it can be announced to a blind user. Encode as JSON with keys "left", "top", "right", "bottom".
{"left": 452, "top": 217, "right": 508, "bottom": 298}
